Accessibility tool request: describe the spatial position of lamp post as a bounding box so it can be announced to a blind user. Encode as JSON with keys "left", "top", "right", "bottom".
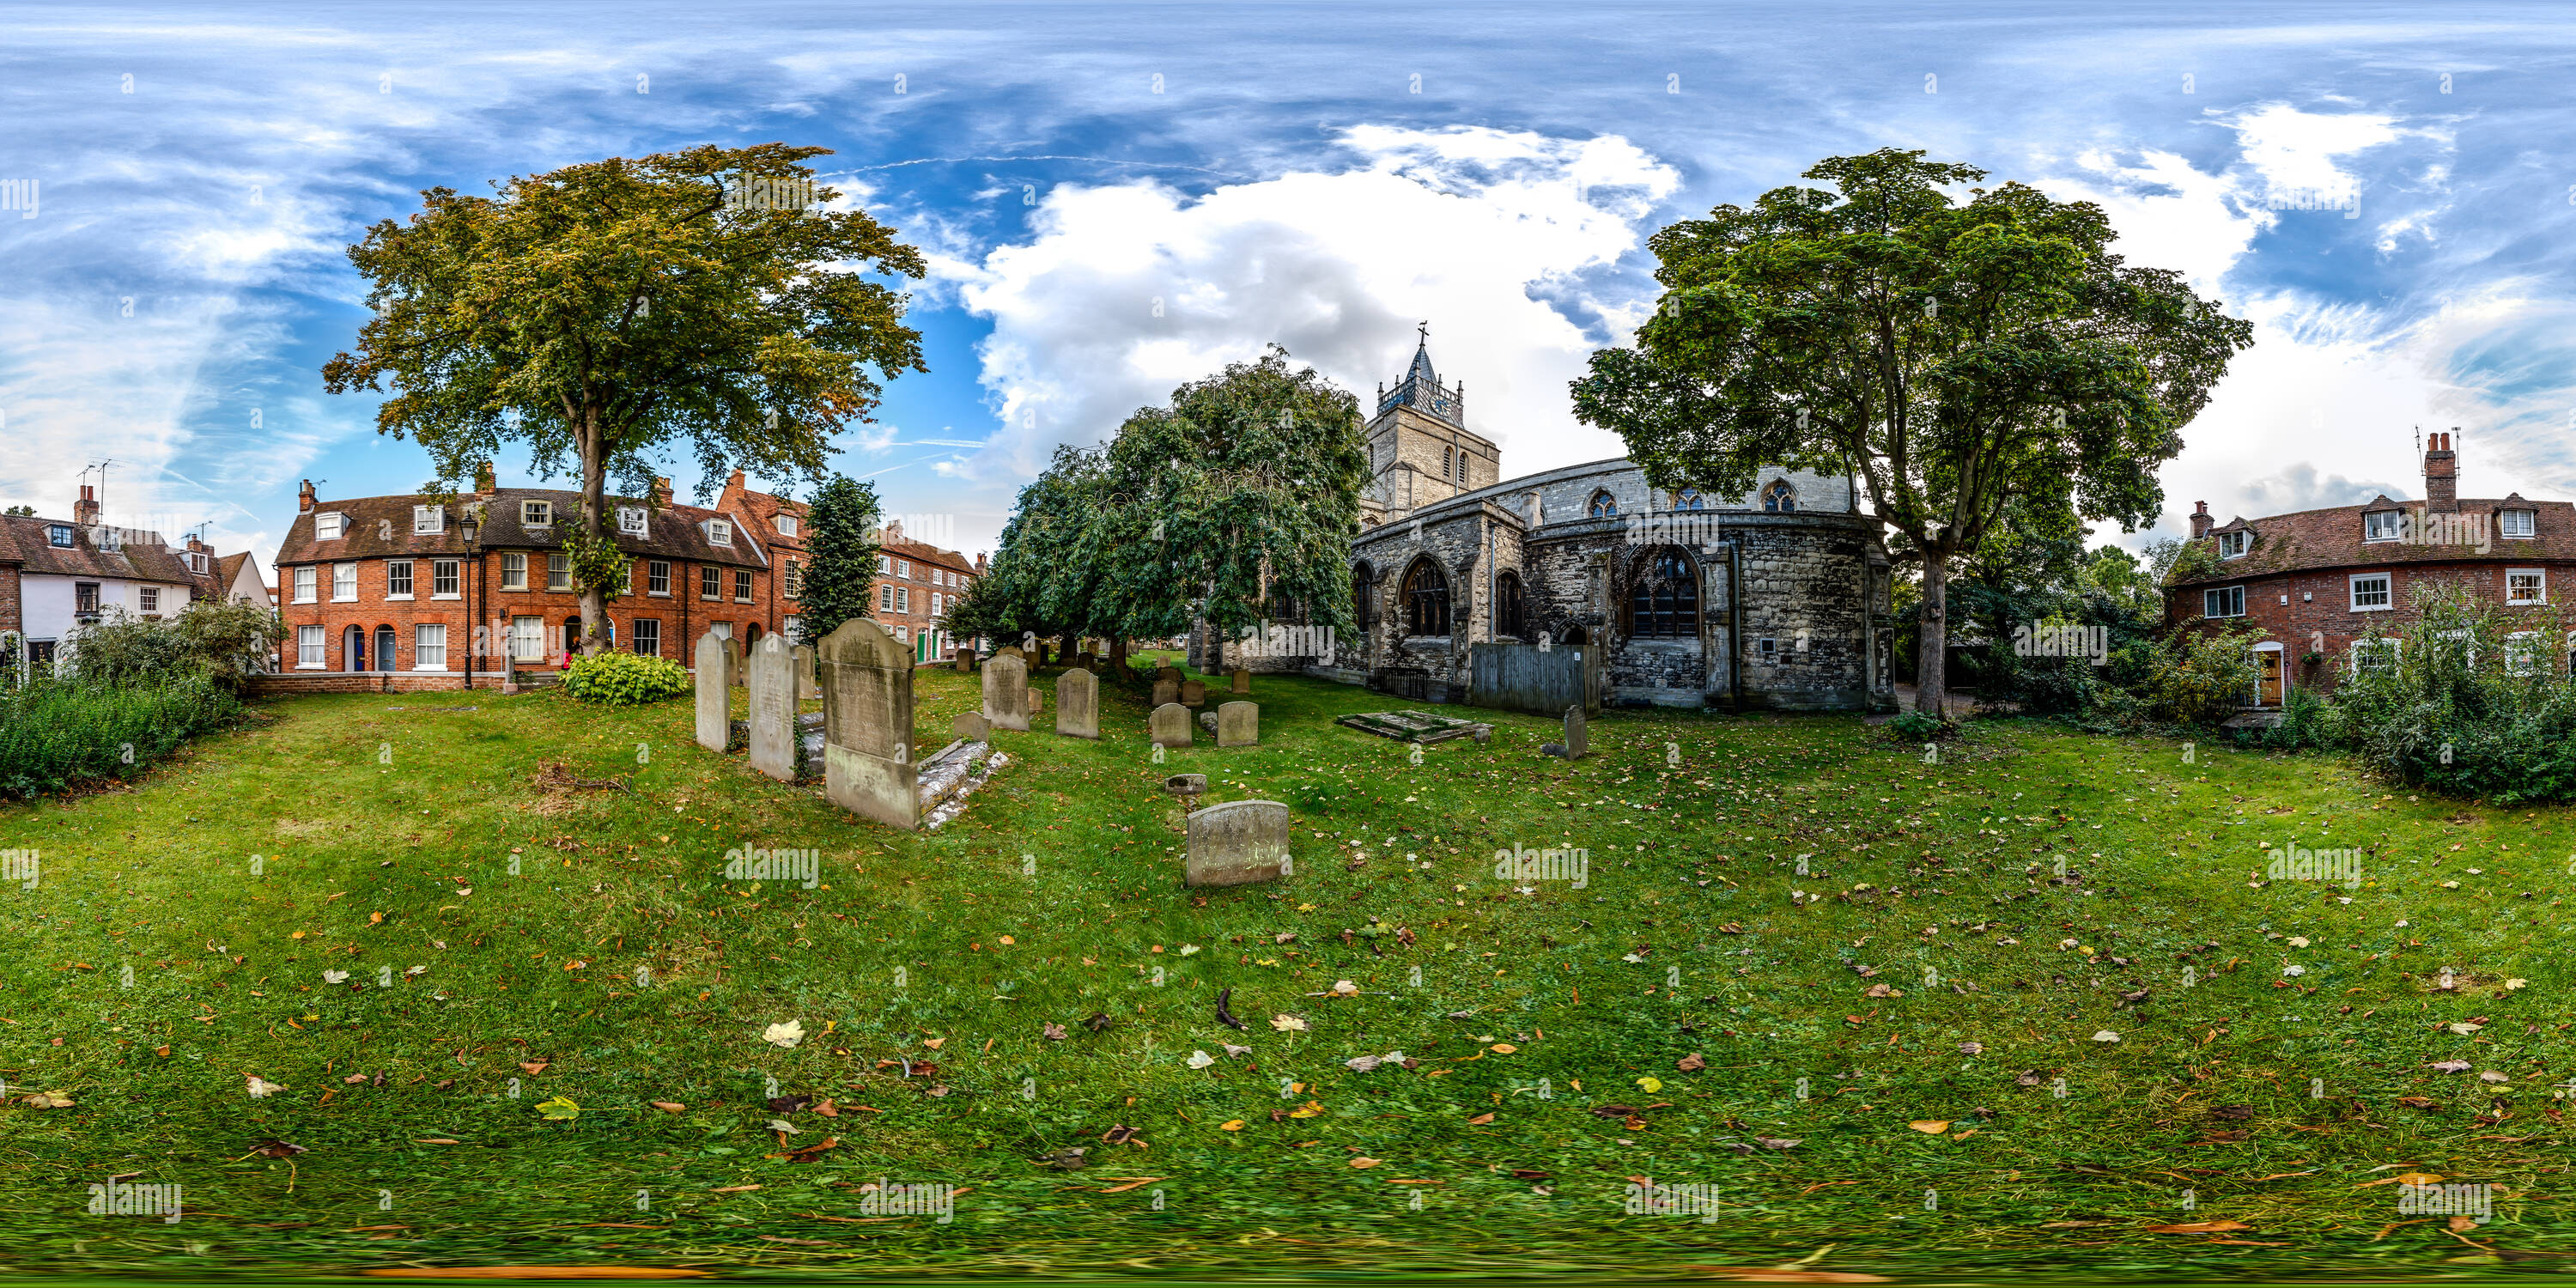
{"left": 458, "top": 508, "right": 482, "bottom": 691}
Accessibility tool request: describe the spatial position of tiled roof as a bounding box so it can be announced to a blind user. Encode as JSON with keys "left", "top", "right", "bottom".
{"left": 274, "top": 489, "right": 769, "bottom": 569}
{"left": 884, "top": 536, "right": 975, "bottom": 574}
{"left": 0, "top": 515, "right": 200, "bottom": 585}
{"left": 2172, "top": 496, "right": 2575, "bottom": 586}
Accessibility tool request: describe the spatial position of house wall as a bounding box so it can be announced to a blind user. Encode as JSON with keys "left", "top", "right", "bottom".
{"left": 2172, "top": 559, "right": 2576, "bottom": 692}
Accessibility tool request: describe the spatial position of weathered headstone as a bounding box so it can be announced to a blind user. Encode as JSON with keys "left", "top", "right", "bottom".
{"left": 747, "top": 635, "right": 799, "bottom": 781}
{"left": 996, "top": 644, "right": 1025, "bottom": 661}
{"left": 1162, "top": 772, "right": 1206, "bottom": 796}
{"left": 1055, "top": 667, "right": 1099, "bottom": 738}
{"left": 1218, "top": 700, "right": 1258, "bottom": 747}
{"left": 1230, "top": 668, "right": 1250, "bottom": 695}
{"left": 1180, "top": 678, "right": 1206, "bottom": 708}
{"left": 1156, "top": 665, "right": 1182, "bottom": 688}
{"left": 953, "top": 711, "right": 990, "bottom": 744}
{"left": 724, "top": 636, "right": 744, "bottom": 690}
{"left": 793, "top": 643, "right": 819, "bottom": 702}
{"left": 1027, "top": 685, "right": 1043, "bottom": 714}
{"left": 982, "top": 652, "right": 1030, "bottom": 732}
{"left": 1185, "top": 799, "right": 1291, "bottom": 887}
{"left": 1564, "top": 704, "right": 1587, "bottom": 758}
{"left": 818, "top": 618, "right": 918, "bottom": 830}
{"left": 1199, "top": 709, "right": 1218, "bottom": 734}
{"left": 1151, "top": 676, "right": 1179, "bottom": 708}
{"left": 1151, "top": 702, "right": 1193, "bottom": 748}
{"left": 955, "top": 649, "right": 971, "bottom": 672}
{"left": 694, "top": 629, "right": 731, "bottom": 753}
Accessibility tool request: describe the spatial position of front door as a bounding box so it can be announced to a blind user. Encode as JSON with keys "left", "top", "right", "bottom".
{"left": 2256, "top": 649, "right": 2283, "bottom": 707}
{"left": 343, "top": 625, "right": 365, "bottom": 671}
{"left": 374, "top": 627, "right": 396, "bottom": 672}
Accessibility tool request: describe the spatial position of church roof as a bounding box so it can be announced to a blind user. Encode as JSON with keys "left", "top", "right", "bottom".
{"left": 1406, "top": 336, "right": 1437, "bottom": 387}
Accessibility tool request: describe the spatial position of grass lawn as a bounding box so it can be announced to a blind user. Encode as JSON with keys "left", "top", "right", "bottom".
{"left": 3, "top": 659, "right": 2572, "bottom": 1279}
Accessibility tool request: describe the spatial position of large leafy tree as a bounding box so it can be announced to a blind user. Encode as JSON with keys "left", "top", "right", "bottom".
{"left": 1572, "top": 148, "right": 2252, "bottom": 714}
{"left": 323, "top": 143, "right": 927, "bottom": 655}
{"left": 795, "top": 474, "right": 883, "bottom": 647}
{"left": 1098, "top": 345, "right": 1370, "bottom": 671}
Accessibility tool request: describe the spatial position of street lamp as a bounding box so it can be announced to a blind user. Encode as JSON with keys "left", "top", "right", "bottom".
{"left": 458, "top": 507, "right": 482, "bottom": 691}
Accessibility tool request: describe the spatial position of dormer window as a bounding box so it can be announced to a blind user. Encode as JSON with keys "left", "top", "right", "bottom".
{"left": 48, "top": 525, "right": 74, "bottom": 548}
{"left": 708, "top": 519, "right": 732, "bottom": 547}
{"left": 775, "top": 513, "right": 799, "bottom": 538}
{"left": 2216, "top": 530, "right": 2248, "bottom": 559}
{"left": 2502, "top": 508, "right": 2536, "bottom": 539}
{"left": 618, "top": 506, "right": 647, "bottom": 536}
{"left": 2363, "top": 510, "right": 2402, "bottom": 542}
{"left": 522, "top": 500, "right": 552, "bottom": 527}
{"left": 189, "top": 551, "right": 208, "bottom": 573}
{"left": 315, "top": 513, "right": 345, "bottom": 540}
{"left": 413, "top": 504, "right": 444, "bottom": 535}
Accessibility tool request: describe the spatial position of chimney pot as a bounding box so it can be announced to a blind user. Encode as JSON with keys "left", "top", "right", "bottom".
{"left": 2189, "top": 501, "right": 2213, "bottom": 540}
{"left": 298, "top": 479, "right": 316, "bottom": 513}
{"left": 2424, "top": 429, "right": 2458, "bottom": 512}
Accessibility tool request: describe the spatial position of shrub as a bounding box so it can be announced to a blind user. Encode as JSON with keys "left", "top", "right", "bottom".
{"left": 2145, "top": 622, "right": 2265, "bottom": 727}
{"left": 66, "top": 599, "right": 285, "bottom": 693}
{"left": 0, "top": 677, "right": 240, "bottom": 799}
{"left": 561, "top": 651, "right": 691, "bottom": 706}
{"left": 2325, "top": 585, "right": 2576, "bottom": 803}
{"left": 1887, "top": 710, "right": 1953, "bottom": 743}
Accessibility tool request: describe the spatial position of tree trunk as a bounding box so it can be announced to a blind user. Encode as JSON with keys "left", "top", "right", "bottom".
{"left": 1915, "top": 551, "right": 1948, "bottom": 717}
{"left": 577, "top": 419, "right": 609, "bottom": 657}
{"left": 1108, "top": 635, "right": 1129, "bottom": 681}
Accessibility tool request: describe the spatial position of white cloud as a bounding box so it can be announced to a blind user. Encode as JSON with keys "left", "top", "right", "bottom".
{"left": 946, "top": 125, "right": 1681, "bottom": 481}
{"left": 2218, "top": 102, "right": 2401, "bottom": 201}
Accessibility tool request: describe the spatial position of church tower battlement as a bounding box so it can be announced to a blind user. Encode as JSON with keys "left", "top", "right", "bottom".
{"left": 1360, "top": 324, "right": 1500, "bottom": 527}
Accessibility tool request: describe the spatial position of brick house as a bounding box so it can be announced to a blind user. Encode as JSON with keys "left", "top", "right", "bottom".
{"left": 1, "top": 484, "right": 258, "bottom": 677}
{"left": 871, "top": 519, "right": 986, "bottom": 663}
{"left": 2163, "top": 430, "right": 2573, "bottom": 704}
{"left": 271, "top": 465, "right": 781, "bottom": 688}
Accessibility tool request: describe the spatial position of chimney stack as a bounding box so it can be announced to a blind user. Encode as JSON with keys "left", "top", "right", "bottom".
{"left": 2189, "top": 501, "right": 2212, "bottom": 540}
{"left": 2424, "top": 429, "right": 2458, "bottom": 513}
{"left": 473, "top": 461, "right": 497, "bottom": 496}
{"left": 974, "top": 552, "right": 988, "bottom": 576}
{"left": 651, "top": 476, "right": 673, "bottom": 509}
{"left": 884, "top": 518, "right": 904, "bottom": 544}
{"left": 298, "top": 479, "right": 316, "bottom": 513}
{"left": 73, "top": 484, "right": 100, "bottom": 526}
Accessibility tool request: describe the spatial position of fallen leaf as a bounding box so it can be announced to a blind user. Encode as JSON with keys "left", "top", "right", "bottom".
{"left": 1489, "top": 1042, "right": 1517, "bottom": 1054}
{"left": 1676, "top": 1053, "right": 1706, "bottom": 1072}
{"left": 1042, "top": 1023, "right": 1068, "bottom": 1041}
{"left": 534, "top": 1097, "right": 580, "bottom": 1121}
{"left": 1186, "top": 1050, "right": 1217, "bottom": 1069}
{"left": 519, "top": 1060, "right": 550, "bottom": 1076}
{"left": 1909, "top": 1120, "right": 1951, "bottom": 1134}
{"left": 1287, "top": 1100, "right": 1326, "bottom": 1119}
{"left": 762, "top": 1021, "right": 805, "bottom": 1049}
{"left": 2144, "top": 1219, "right": 2252, "bottom": 1233}
{"left": 1349, "top": 1157, "right": 1382, "bottom": 1168}
{"left": 1218, "top": 1120, "right": 1245, "bottom": 1131}
{"left": 1467, "top": 1113, "right": 1495, "bottom": 1125}
{"left": 649, "top": 1102, "right": 685, "bottom": 1114}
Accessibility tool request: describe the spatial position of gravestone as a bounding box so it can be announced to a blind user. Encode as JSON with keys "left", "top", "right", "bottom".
{"left": 1180, "top": 679, "right": 1206, "bottom": 708}
{"left": 1027, "top": 685, "right": 1043, "bottom": 714}
{"left": 1151, "top": 702, "right": 1192, "bottom": 748}
{"left": 793, "top": 643, "right": 819, "bottom": 702}
{"left": 982, "top": 652, "right": 1030, "bottom": 731}
{"left": 1151, "top": 676, "right": 1179, "bottom": 708}
{"left": 1564, "top": 705, "right": 1587, "bottom": 758}
{"left": 1218, "top": 700, "right": 1258, "bottom": 747}
{"left": 747, "top": 635, "right": 798, "bottom": 781}
{"left": 1162, "top": 772, "right": 1206, "bottom": 796}
{"left": 818, "top": 618, "right": 918, "bottom": 829}
{"left": 1199, "top": 709, "right": 1218, "bottom": 734}
{"left": 1230, "top": 668, "right": 1250, "bottom": 695}
{"left": 1056, "top": 667, "right": 1099, "bottom": 738}
{"left": 955, "top": 648, "right": 970, "bottom": 672}
{"left": 1186, "top": 799, "right": 1292, "bottom": 887}
{"left": 724, "top": 637, "right": 744, "bottom": 690}
{"left": 996, "top": 645, "right": 1024, "bottom": 661}
{"left": 953, "top": 711, "right": 990, "bottom": 744}
{"left": 1156, "top": 665, "right": 1182, "bottom": 688}
{"left": 694, "top": 629, "right": 731, "bottom": 754}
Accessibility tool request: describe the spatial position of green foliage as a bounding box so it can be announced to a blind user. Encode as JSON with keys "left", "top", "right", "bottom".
{"left": 2164, "top": 539, "right": 2220, "bottom": 586}
{"left": 0, "top": 676, "right": 240, "bottom": 799}
{"left": 1886, "top": 710, "right": 1951, "bottom": 743}
{"left": 797, "top": 474, "right": 883, "bottom": 646}
{"left": 2325, "top": 585, "right": 2576, "bottom": 802}
{"left": 2144, "top": 621, "right": 2265, "bottom": 727}
{"left": 560, "top": 649, "right": 691, "bottom": 706}
{"left": 323, "top": 143, "right": 927, "bottom": 650}
{"left": 1571, "top": 147, "right": 2252, "bottom": 708}
{"left": 64, "top": 599, "right": 286, "bottom": 694}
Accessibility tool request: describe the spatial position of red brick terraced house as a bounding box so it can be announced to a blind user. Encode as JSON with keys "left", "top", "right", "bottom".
{"left": 2164, "top": 431, "right": 2575, "bottom": 706}
{"left": 871, "top": 519, "right": 985, "bottom": 664}
{"left": 272, "top": 465, "right": 789, "bottom": 690}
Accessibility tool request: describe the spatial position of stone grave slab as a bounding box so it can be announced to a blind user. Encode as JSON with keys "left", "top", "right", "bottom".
{"left": 981, "top": 652, "right": 1030, "bottom": 732}
{"left": 1150, "top": 702, "right": 1192, "bottom": 748}
{"left": 1217, "top": 700, "right": 1258, "bottom": 747}
{"left": 694, "top": 629, "right": 732, "bottom": 753}
{"left": 1056, "top": 667, "right": 1099, "bottom": 738}
{"left": 818, "top": 618, "right": 918, "bottom": 829}
{"left": 747, "top": 635, "right": 799, "bottom": 781}
{"left": 1186, "top": 799, "right": 1291, "bottom": 887}
{"left": 1179, "top": 678, "right": 1206, "bottom": 708}
{"left": 1334, "top": 709, "right": 1492, "bottom": 744}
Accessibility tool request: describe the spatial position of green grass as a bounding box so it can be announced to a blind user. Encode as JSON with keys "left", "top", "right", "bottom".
{"left": 3, "top": 659, "right": 2573, "bottom": 1279}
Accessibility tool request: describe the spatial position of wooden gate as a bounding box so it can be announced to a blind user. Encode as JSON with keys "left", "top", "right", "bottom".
{"left": 1469, "top": 641, "right": 1600, "bottom": 717}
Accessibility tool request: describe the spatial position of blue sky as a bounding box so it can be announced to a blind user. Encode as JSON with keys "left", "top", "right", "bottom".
{"left": 4, "top": 1, "right": 2573, "bottom": 572}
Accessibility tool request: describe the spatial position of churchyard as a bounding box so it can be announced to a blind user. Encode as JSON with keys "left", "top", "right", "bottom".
{"left": 2, "top": 644, "right": 2572, "bottom": 1276}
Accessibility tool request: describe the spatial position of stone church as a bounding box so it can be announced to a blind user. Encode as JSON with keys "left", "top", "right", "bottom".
{"left": 1196, "top": 332, "right": 1898, "bottom": 712}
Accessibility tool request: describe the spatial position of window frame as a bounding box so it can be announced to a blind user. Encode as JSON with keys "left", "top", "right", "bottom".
{"left": 1628, "top": 548, "right": 1701, "bottom": 639}
{"left": 332, "top": 562, "right": 358, "bottom": 602}
{"left": 734, "top": 568, "right": 754, "bottom": 603}
{"left": 138, "top": 586, "right": 160, "bottom": 614}
{"left": 522, "top": 500, "right": 553, "bottom": 527}
{"left": 412, "top": 504, "right": 444, "bottom": 535}
{"left": 2216, "top": 530, "right": 2249, "bottom": 559}
{"left": 618, "top": 506, "right": 647, "bottom": 536}
{"left": 413, "top": 623, "right": 449, "bottom": 671}
{"left": 707, "top": 519, "right": 732, "bottom": 547}
{"left": 315, "top": 513, "right": 345, "bottom": 540}
{"left": 431, "top": 559, "right": 461, "bottom": 598}
{"left": 632, "top": 617, "right": 660, "bottom": 657}
{"left": 2362, "top": 510, "right": 2402, "bottom": 542}
{"left": 2506, "top": 630, "right": 2541, "bottom": 676}
{"left": 509, "top": 615, "right": 545, "bottom": 662}
{"left": 2501, "top": 508, "right": 2536, "bottom": 539}
{"left": 1761, "top": 480, "right": 1796, "bottom": 513}
{"left": 292, "top": 566, "right": 318, "bottom": 603}
{"left": 647, "top": 560, "right": 671, "bottom": 596}
{"left": 1402, "top": 558, "right": 1451, "bottom": 638}
{"left": 296, "top": 623, "right": 325, "bottom": 668}
{"left": 1587, "top": 490, "right": 1618, "bottom": 519}
{"left": 548, "top": 553, "right": 572, "bottom": 592}
{"left": 386, "top": 560, "right": 415, "bottom": 599}
{"left": 896, "top": 587, "right": 909, "bottom": 613}
{"left": 2508, "top": 568, "right": 2546, "bottom": 605}
{"left": 2202, "top": 585, "right": 2245, "bottom": 619}
{"left": 47, "top": 524, "right": 75, "bottom": 548}
{"left": 700, "top": 566, "right": 720, "bottom": 600}
{"left": 2348, "top": 572, "right": 2392, "bottom": 612}
{"left": 775, "top": 513, "right": 798, "bottom": 537}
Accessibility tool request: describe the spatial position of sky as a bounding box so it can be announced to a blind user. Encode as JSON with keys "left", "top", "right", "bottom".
{"left": 3, "top": 1, "right": 2573, "bottom": 574}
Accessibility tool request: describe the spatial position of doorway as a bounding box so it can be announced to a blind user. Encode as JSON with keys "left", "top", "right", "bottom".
{"left": 2253, "top": 644, "right": 2283, "bottom": 708}
{"left": 343, "top": 625, "right": 365, "bottom": 671}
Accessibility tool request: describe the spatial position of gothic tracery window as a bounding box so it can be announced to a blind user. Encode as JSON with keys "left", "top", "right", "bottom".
{"left": 1404, "top": 559, "right": 1451, "bottom": 637}
{"left": 1762, "top": 480, "right": 1796, "bottom": 513}
{"left": 1629, "top": 548, "right": 1700, "bottom": 639}
{"left": 1589, "top": 489, "right": 1619, "bottom": 519}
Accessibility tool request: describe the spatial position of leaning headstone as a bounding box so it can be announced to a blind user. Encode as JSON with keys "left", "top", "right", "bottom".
{"left": 694, "top": 630, "right": 731, "bottom": 753}
{"left": 1218, "top": 701, "right": 1258, "bottom": 747}
{"left": 982, "top": 652, "right": 1030, "bottom": 731}
{"left": 1186, "top": 799, "right": 1292, "bottom": 887}
{"left": 1055, "top": 667, "right": 1099, "bottom": 738}
{"left": 1180, "top": 678, "right": 1207, "bottom": 708}
{"left": 747, "top": 635, "right": 799, "bottom": 781}
{"left": 793, "top": 644, "right": 819, "bottom": 702}
{"left": 1151, "top": 702, "right": 1193, "bottom": 748}
{"left": 1564, "top": 704, "right": 1587, "bottom": 758}
{"left": 1151, "top": 676, "right": 1179, "bottom": 708}
{"left": 818, "top": 618, "right": 918, "bottom": 830}
{"left": 953, "top": 711, "right": 990, "bottom": 744}
{"left": 1230, "top": 668, "right": 1250, "bottom": 695}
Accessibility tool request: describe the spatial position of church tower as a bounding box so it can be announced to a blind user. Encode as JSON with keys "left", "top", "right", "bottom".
{"left": 1358, "top": 325, "right": 1500, "bottom": 526}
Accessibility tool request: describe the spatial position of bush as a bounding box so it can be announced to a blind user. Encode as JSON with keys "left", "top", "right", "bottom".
{"left": 561, "top": 650, "right": 691, "bottom": 706}
{"left": 0, "top": 677, "right": 240, "bottom": 799}
{"left": 2145, "top": 622, "right": 2265, "bottom": 727}
{"left": 2325, "top": 586, "right": 2576, "bottom": 803}
{"left": 1886, "top": 710, "right": 1953, "bottom": 743}
{"left": 67, "top": 599, "right": 285, "bottom": 693}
